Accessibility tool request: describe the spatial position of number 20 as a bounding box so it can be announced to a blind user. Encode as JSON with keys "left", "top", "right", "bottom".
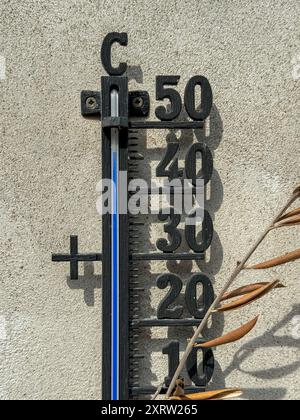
{"left": 157, "top": 273, "right": 214, "bottom": 319}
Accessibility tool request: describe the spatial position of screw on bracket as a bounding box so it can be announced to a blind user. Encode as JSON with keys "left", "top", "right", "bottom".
{"left": 52, "top": 235, "right": 102, "bottom": 280}
{"left": 132, "top": 96, "right": 144, "bottom": 109}
{"left": 86, "top": 96, "right": 98, "bottom": 110}
{"left": 81, "top": 90, "right": 150, "bottom": 118}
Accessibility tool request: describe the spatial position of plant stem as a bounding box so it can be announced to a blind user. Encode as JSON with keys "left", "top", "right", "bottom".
{"left": 151, "top": 382, "right": 164, "bottom": 400}
{"left": 162, "top": 192, "right": 298, "bottom": 399}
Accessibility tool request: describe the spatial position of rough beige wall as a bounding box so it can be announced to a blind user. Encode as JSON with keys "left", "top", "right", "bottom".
{"left": 0, "top": 0, "right": 299, "bottom": 400}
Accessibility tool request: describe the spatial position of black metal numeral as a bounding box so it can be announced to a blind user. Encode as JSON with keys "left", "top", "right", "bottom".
{"left": 186, "top": 340, "right": 214, "bottom": 387}
{"left": 185, "top": 143, "right": 213, "bottom": 185}
{"left": 162, "top": 341, "right": 180, "bottom": 387}
{"left": 156, "top": 142, "right": 213, "bottom": 184}
{"left": 185, "top": 209, "right": 213, "bottom": 253}
{"left": 185, "top": 274, "right": 214, "bottom": 319}
{"left": 156, "top": 209, "right": 182, "bottom": 253}
{"left": 157, "top": 274, "right": 184, "bottom": 319}
{"left": 156, "top": 142, "right": 183, "bottom": 180}
{"left": 155, "top": 76, "right": 182, "bottom": 121}
{"left": 163, "top": 340, "right": 214, "bottom": 387}
{"left": 157, "top": 273, "right": 214, "bottom": 320}
{"left": 184, "top": 76, "right": 213, "bottom": 121}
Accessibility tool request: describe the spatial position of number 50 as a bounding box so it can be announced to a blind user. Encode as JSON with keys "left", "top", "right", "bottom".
{"left": 155, "top": 75, "right": 213, "bottom": 121}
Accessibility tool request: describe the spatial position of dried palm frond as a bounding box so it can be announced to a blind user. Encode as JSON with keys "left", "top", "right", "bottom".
{"left": 163, "top": 185, "right": 298, "bottom": 400}
{"left": 194, "top": 316, "right": 259, "bottom": 349}
{"left": 278, "top": 207, "right": 300, "bottom": 221}
{"left": 245, "top": 249, "right": 300, "bottom": 269}
{"left": 170, "top": 388, "right": 243, "bottom": 401}
{"left": 293, "top": 184, "right": 300, "bottom": 197}
{"left": 274, "top": 214, "right": 300, "bottom": 228}
{"left": 215, "top": 281, "right": 281, "bottom": 312}
{"left": 221, "top": 281, "right": 284, "bottom": 301}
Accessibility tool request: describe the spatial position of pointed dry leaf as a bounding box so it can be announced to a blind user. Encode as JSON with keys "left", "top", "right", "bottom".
{"left": 194, "top": 316, "right": 259, "bottom": 349}
{"left": 215, "top": 281, "right": 281, "bottom": 313}
{"left": 172, "top": 379, "right": 185, "bottom": 397}
{"left": 221, "top": 281, "right": 284, "bottom": 301}
{"left": 293, "top": 184, "right": 300, "bottom": 197}
{"left": 278, "top": 207, "right": 300, "bottom": 222}
{"left": 245, "top": 249, "right": 300, "bottom": 270}
{"left": 170, "top": 389, "right": 243, "bottom": 401}
{"left": 173, "top": 386, "right": 185, "bottom": 397}
{"left": 274, "top": 214, "right": 300, "bottom": 228}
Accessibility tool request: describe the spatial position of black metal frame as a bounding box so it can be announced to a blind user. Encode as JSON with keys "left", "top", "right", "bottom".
{"left": 52, "top": 32, "right": 216, "bottom": 400}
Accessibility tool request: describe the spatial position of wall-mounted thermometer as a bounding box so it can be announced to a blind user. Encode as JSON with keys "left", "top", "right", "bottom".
{"left": 52, "top": 32, "right": 215, "bottom": 400}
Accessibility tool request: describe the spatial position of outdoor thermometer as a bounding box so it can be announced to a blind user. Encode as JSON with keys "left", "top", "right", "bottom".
{"left": 52, "top": 32, "right": 216, "bottom": 400}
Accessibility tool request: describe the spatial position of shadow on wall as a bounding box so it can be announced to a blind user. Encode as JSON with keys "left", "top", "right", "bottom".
{"left": 222, "top": 304, "right": 300, "bottom": 400}
{"left": 67, "top": 262, "right": 101, "bottom": 307}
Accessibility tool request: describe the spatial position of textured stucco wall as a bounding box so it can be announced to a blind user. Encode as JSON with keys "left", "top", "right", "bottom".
{"left": 0, "top": 0, "right": 299, "bottom": 400}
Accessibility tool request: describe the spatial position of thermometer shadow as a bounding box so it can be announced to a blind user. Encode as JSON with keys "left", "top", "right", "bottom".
{"left": 66, "top": 262, "right": 101, "bottom": 307}
{"left": 127, "top": 65, "right": 143, "bottom": 84}
{"left": 167, "top": 105, "right": 224, "bottom": 387}
{"left": 197, "top": 105, "right": 224, "bottom": 357}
